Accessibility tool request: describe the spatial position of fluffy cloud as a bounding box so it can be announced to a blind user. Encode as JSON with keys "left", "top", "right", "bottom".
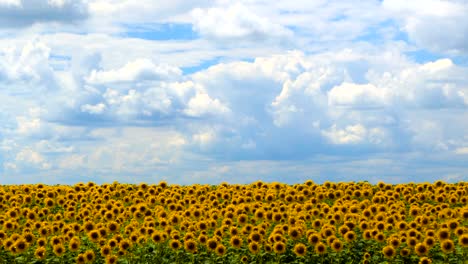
{"left": 328, "top": 83, "right": 388, "bottom": 108}
{"left": 15, "top": 148, "right": 51, "bottom": 170}
{"left": 80, "top": 103, "right": 106, "bottom": 114}
{"left": 183, "top": 92, "right": 230, "bottom": 117}
{"left": 322, "top": 124, "right": 386, "bottom": 145}
{"left": 86, "top": 59, "right": 182, "bottom": 84}
{"left": 0, "top": 0, "right": 88, "bottom": 27}
{"left": 383, "top": 0, "right": 468, "bottom": 54}
{"left": 0, "top": 40, "right": 55, "bottom": 86}
{"left": 192, "top": 3, "right": 293, "bottom": 42}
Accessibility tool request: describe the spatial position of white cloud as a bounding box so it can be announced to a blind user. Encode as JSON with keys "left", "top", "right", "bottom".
{"left": 88, "top": 0, "right": 213, "bottom": 24}
{"left": 322, "top": 124, "right": 385, "bottom": 145}
{"left": 0, "top": 40, "right": 54, "bottom": 85}
{"left": 192, "top": 130, "right": 216, "bottom": 148}
{"left": 454, "top": 147, "right": 468, "bottom": 155}
{"left": 383, "top": 0, "right": 468, "bottom": 54}
{"left": 328, "top": 82, "right": 388, "bottom": 108}
{"left": 192, "top": 3, "right": 293, "bottom": 41}
{"left": 184, "top": 92, "right": 229, "bottom": 117}
{"left": 0, "top": 0, "right": 88, "bottom": 27}
{"left": 15, "top": 148, "right": 51, "bottom": 169}
{"left": 86, "top": 58, "right": 181, "bottom": 84}
{"left": 35, "top": 140, "right": 74, "bottom": 153}
{"left": 0, "top": 0, "right": 21, "bottom": 7}
{"left": 81, "top": 103, "right": 106, "bottom": 114}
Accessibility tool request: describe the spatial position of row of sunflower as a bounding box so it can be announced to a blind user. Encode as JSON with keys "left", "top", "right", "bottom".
{"left": 0, "top": 180, "right": 466, "bottom": 263}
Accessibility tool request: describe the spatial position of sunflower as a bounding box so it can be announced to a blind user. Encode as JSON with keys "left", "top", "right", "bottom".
{"left": 331, "top": 239, "right": 343, "bottom": 252}
{"left": 407, "top": 237, "right": 418, "bottom": 248}
{"left": 88, "top": 230, "right": 100, "bottom": 243}
{"left": 207, "top": 238, "right": 218, "bottom": 251}
{"left": 400, "top": 247, "right": 411, "bottom": 257}
{"left": 230, "top": 235, "right": 243, "bottom": 249}
{"left": 388, "top": 237, "right": 400, "bottom": 248}
{"left": 288, "top": 227, "right": 302, "bottom": 240}
{"left": 293, "top": 243, "right": 307, "bottom": 257}
{"left": 83, "top": 221, "right": 95, "bottom": 233}
{"left": 69, "top": 237, "right": 81, "bottom": 251}
{"left": 84, "top": 250, "right": 95, "bottom": 262}
{"left": 37, "top": 237, "right": 47, "bottom": 247}
{"left": 321, "top": 227, "right": 334, "bottom": 238}
{"left": 249, "top": 231, "right": 262, "bottom": 242}
{"left": 382, "top": 245, "right": 396, "bottom": 259}
{"left": 423, "top": 237, "right": 435, "bottom": 248}
{"left": 50, "top": 235, "right": 62, "bottom": 246}
{"left": 152, "top": 231, "right": 164, "bottom": 243}
{"left": 34, "top": 246, "right": 46, "bottom": 260}
{"left": 308, "top": 233, "right": 320, "bottom": 245}
{"left": 105, "top": 255, "right": 118, "bottom": 264}
{"left": 119, "top": 239, "right": 131, "bottom": 251}
{"left": 440, "top": 239, "right": 454, "bottom": 254}
{"left": 23, "top": 232, "right": 34, "bottom": 244}
{"left": 418, "top": 257, "right": 432, "bottom": 264}
{"left": 249, "top": 241, "right": 260, "bottom": 254}
{"left": 459, "top": 234, "right": 468, "bottom": 247}
{"left": 215, "top": 244, "right": 226, "bottom": 256}
{"left": 52, "top": 244, "right": 65, "bottom": 257}
{"left": 184, "top": 239, "right": 197, "bottom": 253}
{"left": 273, "top": 241, "right": 286, "bottom": 254}
{"left": 107, "top": 221, "right": 119, "bottom": 233}
{"left": 363, "top": 252, "right": 371, "bottom": 259}
{"left": 437, "top": 228, "right": 450, "bottom": 241}
{"left": 314, "top": 242, "right": 326, "bottom": 254}
{"left": 415, "top": 243, "right": 428, "bottom": 256}
{"left": 13, "top": 238, "right": 28, "bottom": 254}
{"left": 375, "top": 232, "right": 385, "bottom": 242}
{"left": 344, "top": 231, "right": 356, "bottom": 242}
{"left": 363, "top": 230, "right": 373, "bottom": 240}
{"left": 108, "top": 238, "right": 118, "bottom": 248}
{"left": 100, "top": 245, "right": 112, "bottom": 256}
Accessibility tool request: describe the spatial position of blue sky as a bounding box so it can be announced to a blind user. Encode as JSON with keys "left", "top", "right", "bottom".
{"left": 0, "top": 0, "right": 467, "bottom": 185}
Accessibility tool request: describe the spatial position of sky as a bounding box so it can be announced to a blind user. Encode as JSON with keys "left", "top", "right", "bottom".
{"left": 0, "top": 0, "right": 467, "bottom": 185}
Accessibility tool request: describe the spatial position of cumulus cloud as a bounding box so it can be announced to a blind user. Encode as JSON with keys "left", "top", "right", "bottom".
{"left": 15, "top": 148, "right": 51, "bottom": 169}
{"left": 383, "top": 0, "right": 468, "bottom": 54}
{"left": 80, "top": 103, "right": 106, "bottom": 114}
{"left": 328, "top": 82, "right": 389, "bottom": 109}
{"left": 454, "top": 147, "right": 468, "bottom": 155}
{"left": 0, "top": 40, "right": 55, "bottom": 87}
{"left": 183, "top": 92, "right": 230, "bottom": 117}
{"left": 0, "top": 0, "right": 88, "bottom": 27}
{"left": 322, "top": 124, "right": 386, "bottom": 145}
{"left": 191, "top": 3, "right": 293, "bottom": 42}
{"left": 86, "top": 59, "right": 182, "bottom": 84}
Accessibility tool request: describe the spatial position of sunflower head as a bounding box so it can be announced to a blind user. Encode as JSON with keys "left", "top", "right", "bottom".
{"left": 184, "top": 239, "right": 197, "bottom": 253}
{"left": 459, "top": 234, "right": 468, "bottom": 247}
{"left": 53, "top": 244, "right": 65, "bottom": 257}
{"left": 440, "top": 239, "right": 455, "bottom": 254}
{"left": 34, "top": 246, "right": 46, "bottom": 260}
{"left": 314, "top": 242, "right": 326, "bottom": 254}
{"left": 249, "top": 241, "right": 260, "bottom": 254}
{"left": 415, "top": 243, "right": 428, "bottom": 256}
{"left": 230, "top": 235, "right": 243, "bottom": 249}
{"left": 215, "top": 244, "right": 226, "bottom": 256}
{"left": 293, "top": 243, "right": 307, "bottom": 257}
{"left": 418, "top": 257, "right": 432, "bottom": 264}
{"left": 382, "top": 245, "right": 396, "bottom": 259}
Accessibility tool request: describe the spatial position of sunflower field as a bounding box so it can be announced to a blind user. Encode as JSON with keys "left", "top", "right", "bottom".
{"left": 0, "top": 180, "right": 466, "bottom": 264}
